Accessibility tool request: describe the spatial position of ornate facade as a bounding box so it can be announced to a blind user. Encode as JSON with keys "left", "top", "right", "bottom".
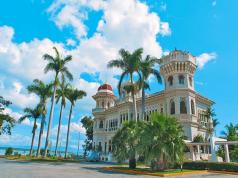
{"left": 92, "top": 50, "right": 214, "bottom": 160}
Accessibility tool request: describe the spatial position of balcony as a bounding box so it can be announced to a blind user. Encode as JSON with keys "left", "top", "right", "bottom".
{"left": 92, "top": 107, "right": 105, "bottom": 113}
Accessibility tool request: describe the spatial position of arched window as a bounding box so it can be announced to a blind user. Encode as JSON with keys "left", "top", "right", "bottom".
{"left": 191, "top": 100, "right": 195, "bottom": 115}
{"left": 170, "top": 99, "right": 175, "bottom": 115}
{"left": 107, "top": 102, "right": 110, "bottom": 108}
{"left": 180, "top": 98, "right": 187, "bottom": 114}
{"left": 102, "top": 101, "right": 104, "bottom": 108}
{"left": 168, "top": 76, "right": 173, "bottom": 86}
{"left": 179, "top": 75, "right": 185, "bottom": 85}
{"left": 99, "top": 120, "right": 104, "bottom": 128}
{"left": 189, "top": 76, "right": 193, "bottom": 87}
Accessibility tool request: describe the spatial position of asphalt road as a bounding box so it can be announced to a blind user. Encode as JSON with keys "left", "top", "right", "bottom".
{"left": 0, "top": 158, "right": 237, "bottom": 178}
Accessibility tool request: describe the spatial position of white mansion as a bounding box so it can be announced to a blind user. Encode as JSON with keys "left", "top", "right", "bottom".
{"left": 92, "top": 50, "right": 214, "bottom": 158}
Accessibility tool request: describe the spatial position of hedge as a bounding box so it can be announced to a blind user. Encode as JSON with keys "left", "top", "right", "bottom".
{"left": 183, "top": 161, "right": 238, "bottom": 172}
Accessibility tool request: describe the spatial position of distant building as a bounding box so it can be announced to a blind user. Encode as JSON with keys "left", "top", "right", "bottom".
{"left": 92, "top": 50, "right": 214, "bottom": 160}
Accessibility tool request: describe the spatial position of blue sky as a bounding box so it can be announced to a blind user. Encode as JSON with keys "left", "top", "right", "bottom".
{"left": 0, "top": 0, "right": 237, "bottom": 152}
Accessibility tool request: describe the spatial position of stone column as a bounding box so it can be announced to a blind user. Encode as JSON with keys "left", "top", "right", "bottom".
{"left": 224, "top": 144, "right": 230, "bottom": 163}
{"left": 197, "top": 145, "right": 201, "bottom": 160}
{"left": 190, "top": 146, "right": 195, "bottom": 161}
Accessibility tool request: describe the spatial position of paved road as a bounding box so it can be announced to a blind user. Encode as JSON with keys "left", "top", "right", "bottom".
{"left": 0, "top": 158, "right": 236, "bottom": 178}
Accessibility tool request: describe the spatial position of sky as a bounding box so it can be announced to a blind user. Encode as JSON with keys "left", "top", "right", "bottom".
{"left": 0, "top": 0, "right": 238, "bottom": 152}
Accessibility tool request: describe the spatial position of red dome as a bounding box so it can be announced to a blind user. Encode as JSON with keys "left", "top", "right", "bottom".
{"left": 98, "top": 83, "right": 113, "bottom": 91}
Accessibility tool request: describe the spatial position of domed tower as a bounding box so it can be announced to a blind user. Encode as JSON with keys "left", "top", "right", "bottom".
{"left": 92, "top": 83, "right": 116, "bottom": 112}
{"left": 159, "top": 50, "right": 198, "bottom": 139}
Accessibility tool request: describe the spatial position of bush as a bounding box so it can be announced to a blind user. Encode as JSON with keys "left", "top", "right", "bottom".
{"left": 183, "top": 161, "right": 238, "bottom": 172}
{"left": 5, "top": 147, "right": 13, "bottom": 155}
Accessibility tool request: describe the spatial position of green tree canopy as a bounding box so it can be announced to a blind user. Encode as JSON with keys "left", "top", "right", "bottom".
{"left": 0, "top": 96, "right": 14, "bottom": 135}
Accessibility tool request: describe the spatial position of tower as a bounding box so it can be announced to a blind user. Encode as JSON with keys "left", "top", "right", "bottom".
{"left": 159, "top": 50, "right": 198, "bottom": 140}
{"left": 92, "top": 83, "right": 116, "bottom": 112}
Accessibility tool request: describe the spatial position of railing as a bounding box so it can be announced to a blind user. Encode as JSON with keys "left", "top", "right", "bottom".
{"left": 92, "top": 108, "right": 105, "bottom": 113}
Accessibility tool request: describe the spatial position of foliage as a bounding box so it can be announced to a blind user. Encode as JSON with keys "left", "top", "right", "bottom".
{"left": 192, "top": 134, "right": 204, "bottom": 143}
{"left": 5, "top": 147, "right": 13, "bottom": 155}
{"left": 81, "top": 116, "right": 93, "bottom": 157}
{"left": 108, "top": 48, "right": 143, "bottom": 119}
{"left": 43, "top": 46, "right": 74, "bottom": 156}
{"left": 183, "top": 161, "right": 238, "bottom": 172}
{"left": 139, "top": 55, "right": 162, "bottom": 118}
{"left": 137, "top": 113, "right": 185, "bottom": 170}
{"left": 112, "top": 113, "right": 185, "bottom": 170}
{"left": 112, "top": 121, "right": 140, "bottom": 169}
{"left": 220, "top": 123, "right": 238, "bottom": 162}
{"left": 0, "top": 96, "right": 15, "bottom": 135}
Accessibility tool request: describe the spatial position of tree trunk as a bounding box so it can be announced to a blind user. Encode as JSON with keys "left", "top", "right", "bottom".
{"left": 129, "top": 157, "right": 136, "bottom": 169}
{"left": 29, "top": 118, "right": 37, "bottom": 156}
{"left": 55, "top": 102, "right": 64, "bottom": 156}
{"left": 130, "top": 74, "right": 137, "bottom": 122}
{"left": 65, "top": 104, "right": 73, "bottom": 158}
{"left": 36, "top": 116, "right": 45, "bottom": 157}
{"left": 44, "top": 76, "right": 57, "bottom": 157}
{"left": 141, "top": 85, "right": 145, "bottom": 121}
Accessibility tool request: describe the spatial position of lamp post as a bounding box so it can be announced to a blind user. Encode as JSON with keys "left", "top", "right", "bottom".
{"left": 77, "top": 132, "right": 80, "bottom": 157}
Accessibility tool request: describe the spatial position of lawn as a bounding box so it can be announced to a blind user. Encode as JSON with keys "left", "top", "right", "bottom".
{"left": 2, "top": 155, "right": 83, "bottom": 163}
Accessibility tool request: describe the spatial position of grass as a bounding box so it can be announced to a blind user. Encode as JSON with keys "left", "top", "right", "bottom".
{"left": 2, "top": 155, "right": 84, "bottom": 163}
{"left": 110, "top": 166, "right": 195, "bottom": 174}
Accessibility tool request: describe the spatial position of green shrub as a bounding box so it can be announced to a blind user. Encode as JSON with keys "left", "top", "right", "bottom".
{"left": 183, "top": 161, "right": 238, "bottom": 172}
{"left": 5, "top": 147, "right": 13, "bottom": 155}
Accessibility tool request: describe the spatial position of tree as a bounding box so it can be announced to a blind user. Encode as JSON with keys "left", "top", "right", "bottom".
{"left": 81, "top": 116, "right": 93, "bottom": 157}
{"left": 112, "top": 121, "right": 140, "bottom": 169}
{"left": 27, "top": 79, "right": 53, "bottom": 157}
{"left": 65, "top": 87, "right": 86, "bottom": 158}
{"left": 221, "top": 123, "right": 238, "bottom": 162}
{"left": 5, "top": 147, "right": 13, "bottom": 155}
{"left": 108, "top": 48, "right": 143, "bottom": 121}
{"left": 137, "top": 113, "right": 185, "bottom": 171}
{"left": 54, "top": 79, "right": 70, "bottom": 156}
{"left": 0, "top": 96, "right": 15, "bottom": 135}
{"left": 139, "top": 55, "right": 162, "bottom": 119}
{"left": 18, "top": 106, "right": 41, "bottom": 156}
{"left": 193, "top": 134, "right": 204, "bottom": 143}
{"left": 43, "top": 47, "right": 73, "bottom": 157}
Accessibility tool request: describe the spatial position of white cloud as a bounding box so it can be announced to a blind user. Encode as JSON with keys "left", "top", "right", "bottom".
{"left": 66, "top": 38, "right": 76, "bottom": 46}
{"left": 0, "top": 81, "right": 38, "bottom": 109}
{"left": 196, "top": 52, "right": 217, "bottom": 69}
{"left": 160, "top": 22, "right": 171, "bottom": 36}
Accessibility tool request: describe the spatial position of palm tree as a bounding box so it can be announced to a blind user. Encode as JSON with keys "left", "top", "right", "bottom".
{"left": 54, "top": 79, "right": 70, "bottom": 156}
{"left": 139, "top": 55, "right": 162, "bottom": 119}
{"left": 221, "top": 123, "right": 238, "bottom": 141}
{"left": 137, "top": 113, "right": 185, "bottom": 171}
{"left": 112, "top": 121, "right": 140, "bottom": 169}
{"left": 65, "top": 87, "right": 86, "bottom": 158}
{"left": 18, "top": 106, "right": 41, "bottom": 156}
{"left": 27, "top": 79, "right": 53, "bottom": 157}
{"left": 108, "top": 48, "right": 142, "bottom": 121}
{"left": 43, "top": 47, "right": 73, "bottom": 157}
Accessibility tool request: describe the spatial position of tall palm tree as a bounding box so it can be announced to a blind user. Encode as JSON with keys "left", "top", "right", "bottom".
{"left": 27, "top": 79, "right": 53, "bottom": 157}
{"left": 108, "top": 48, "right": 142, "bottom": 121}
{"left": 43, "top": 47, "right": 73, "bottom": 157}
{"left": 54, "top": 79, "right": 70, "bottom": 156}
{"left": 18, "top": 106, "right": 41, "bottom": 156}
{"left": 65, "top": 87, "right": 86, "bottom": 158}
{"left": 139, "top": 55, "right": 162, "bottom": 119}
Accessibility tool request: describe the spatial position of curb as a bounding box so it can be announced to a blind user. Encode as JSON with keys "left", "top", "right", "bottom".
{"left": 102, "top": 167, "right": 208, "bottom": 177}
